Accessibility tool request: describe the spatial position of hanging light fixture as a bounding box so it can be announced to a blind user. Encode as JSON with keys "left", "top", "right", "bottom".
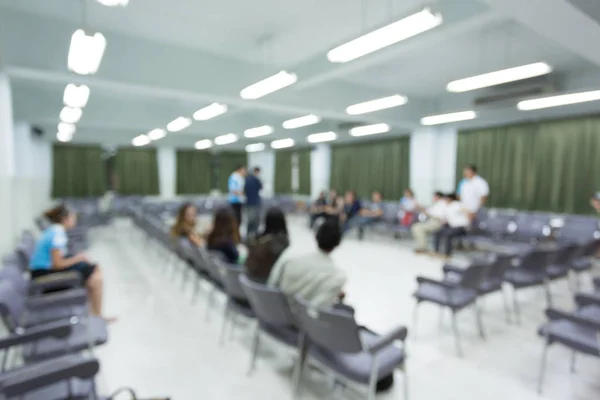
{"left": 68, "top": 29, "right": 107, "bottom": 75}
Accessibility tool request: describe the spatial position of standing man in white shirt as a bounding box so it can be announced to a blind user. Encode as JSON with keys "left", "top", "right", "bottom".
{"left": 458, "top": 164, "right": 489, "bottom": 222}
{"left": 411, "top": 191, "right": 447, "bottom": 254}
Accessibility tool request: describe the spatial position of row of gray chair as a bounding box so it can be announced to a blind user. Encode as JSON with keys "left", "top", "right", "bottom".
{"left": 128, "top": 205, "right": 409, "bottom": 400}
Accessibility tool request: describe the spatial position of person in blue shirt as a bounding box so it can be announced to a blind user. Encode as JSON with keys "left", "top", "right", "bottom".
{"left": 340, "top": 190, "right": 362, "bottom": 232}
{"left": 343, "top": 191, "right": 385, "bottom": 240}
{"left": 30, "top": 204, "right": 113, "bottom": 321}
{"left": 244, "top": 166, "right": 263, "bottom": 238}
{"left": 228, "top": 164, "right": 247, "bottom": 231}
{"left": 207, "top": 207, "right": 241, "bottom": 264}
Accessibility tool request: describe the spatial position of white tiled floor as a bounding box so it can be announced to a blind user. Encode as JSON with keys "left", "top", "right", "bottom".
{"left": 90, "top": 217, "right": 600, "bottom": 400}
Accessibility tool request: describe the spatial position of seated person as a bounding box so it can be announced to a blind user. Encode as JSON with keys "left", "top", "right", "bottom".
{"left": 591, "top": 193, "right": 600, "bottom": 214}
{"left": 245, "top": 207, "right": 290, "bottom": 283}
{"left": 432, "top": 193, "right": 469, "bottom": 258}
{"left": 309, "top": 191, "right": 328, "bottom": 228}
{"left": 340, "top": 190, "right": 362, "bottom": 227}
{"left": 411, "top": 191, "right": 447, "bottom": 254}
{"left": 29, "top": 205, "right": 113, "bottom": 321}
{"left": 206, "top": 207, "right": 241, "bottom": 264}
{"left": 324, "top": 189, "right": 343, "bottom": 219}
{"left": 268, "top": 219, "right": 346, "bottom": 308}
{"left": 343, "top": 191, "right": 385, "bottom": 240}
{"left": 171, "top": 202, "right": 204, "bottom": 246}
{"left": 399, "top": 188, "right": 418, "bottom": 226}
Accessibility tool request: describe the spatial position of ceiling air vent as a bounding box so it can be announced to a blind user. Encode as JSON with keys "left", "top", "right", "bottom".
{"left": 473, "top": 79, "right": 557, "bottom": 108}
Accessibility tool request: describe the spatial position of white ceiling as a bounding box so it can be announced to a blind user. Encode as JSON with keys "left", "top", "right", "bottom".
{"left": 1, "top": 0, "right": 600, "bottom": 149}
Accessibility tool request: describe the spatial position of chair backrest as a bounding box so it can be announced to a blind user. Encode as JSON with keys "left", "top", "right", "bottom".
{"left": 579, "top": 238, "right": 600, "bottom": 258}
{"left": 220, "top": 265, "right": 248, "bottom": 301}
{"left": 291, "top": 297, "right": 363, "bottom": 353}
{"left": 238, "top": 274, "right": 295, "bottom": 327}
{"left": 0, "top": 280, "right": 25, "bottom": 331}
{"left": 557, "top": 217, "right": 600, "bottom": 244}
{"left": 510, "top": 213, "right": 551, "bottom": 241}
{"left": 0, "top": 265, "right": 29, "bottom": 294}
{"left": 458, "top": 264, "right": 489, "bottom": 291}
{"left": 516, "top": 249, "right": 554, "bottom": 273}
{"left": 487, "top": 253, "right": 515, "bottom": 281}
{"left": 476, "top": 213, "right": 514, "bottom": 236}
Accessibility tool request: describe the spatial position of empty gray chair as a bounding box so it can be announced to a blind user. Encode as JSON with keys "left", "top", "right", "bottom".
{"left": 218, "top": 264, "right": 254, "bottom": 344}
{"left": 292, "top": 298, "right": 408, "bottom": 400}
{"left": 413, "top": 264, "right": 489, "bottom": 356}
{"left": 0, "top": 281, "right": 107, "bottom": 363}
{"left": 463, "top": 212, "right": 515, "bottom": 252}
{"left": 238, "top": 275, "right": 300, "bottom": 374}
{"left": 570, "top": 238, "right": 600, "bottom": 288}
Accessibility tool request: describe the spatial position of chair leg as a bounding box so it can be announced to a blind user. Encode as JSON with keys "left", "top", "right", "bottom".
{"left": 451, "top": 311, "right": 463, "bottom": 357}
{"left": 219, "top": 305, "right": 230, "bottom": 346}
{"left": 292, "top": 334, "right": 307, "bottom": 398}
{"left": 229, "top": 312, "right": 238, "bottom": 340}
{"left": 537, "top": 341, "right": 550, "bottom": 394}
{"left": 474, "top": 301, "right": 486, "bottom": 340}
{"left": 501, "top": 288, "right": 512, "bottom": 324}
{"left": 402, "top": 363, "right": 409, "bottom": 400}
{"left": 367, "top": 354, "right": 379, "bottom": 400}
{"left": 512, "top": 287, "right": 521, "bottom": 325}
{"left": 412, "top": 301, "right": 420, "bottom": 340}
{"left": 205, "top": 287, "right": 216, "bottom": 321}
{"left": 247, "top": 324, "right": 261, "bottom": 376}
{"left": 570, "top": 351, "right": 576, "bottom": 373}
{"left": 544, "top": 279, "right": 553, "bottom": 308}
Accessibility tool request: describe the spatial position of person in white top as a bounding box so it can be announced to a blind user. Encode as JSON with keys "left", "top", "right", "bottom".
{"left": 432, "top": 193, "right": 469, "bottom": 258}
{"left": 411, "top": 191, "right": 447, "bottom": 253}
{"left": 458, "top": 164, "right": 489, "bottom": 221}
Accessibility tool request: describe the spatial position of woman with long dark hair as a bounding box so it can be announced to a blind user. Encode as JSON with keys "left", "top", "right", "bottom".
{"left": 245, "top": 207, "right": 290, "bottom": 283}
{"left": 206, "top": 207, "right": 241, "bottom": 264}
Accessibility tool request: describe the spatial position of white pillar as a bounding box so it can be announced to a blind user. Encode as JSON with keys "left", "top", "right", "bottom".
{"left": 310, "top": 144, "right": 331, "bottom": 198}
{"left": 248, "top": 150, "right": 275, "bottom": 197}
{"left": 157, "top": 147, "right": 176, "bottom": 198}
{"left": 0, "top": 72, "right": 15, "bottom": 255}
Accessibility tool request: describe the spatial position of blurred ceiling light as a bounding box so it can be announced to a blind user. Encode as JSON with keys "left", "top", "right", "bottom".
{"left": 240, "top": 71, "right": 297, "bottom": 100}
{"left": 346, "top": 95, "right": 407, "bottom": 115}
{"left": 96, "top": 0, "right": 129, "bottom": 6}
{"left": 193, "top": 103, "right": 228, "bottom": 121}
{"left": 245, "top": 143, "right": 266, "bottom": 153}
{"left": 421, "top": 110, "right": 477, "bottom": 125}
{"left": 58, "top": 122, "right": 76, "bottom": 136}
{"left": 271, "top": 138, "right": 295, "bottom": 149}
{"left": 282, "top": 114, "right": 321, "bottom": 129}
{"left": 307, "top": 131, "right": 337, "bottom": 143}
{"left": 195, "top": 139, "right": 213, "bottom": 150}
{"left": 167, "top": 117, "right": 192, "bottom": 132}
{"left": 60, "top": 106, "right": 83, "bottom": 124}
{"left": 63, "top": 84, "right": 90, "bottom": 108}
{"left": 447, "top": 62, "right": 552, "bottom": 93}
{"left": 147, "top": 128, "right": 166, "bottom": 140}
{"left": 328, "top": 8, "right": 442, "bottom": 63}
{"left": 68, "top": 29, "right": 107, "bottom": 75}
{"left": 132, "top": 135, "right": 150, "bottom": 147}
{"left": 56, "top": 131, "right": 73, "bottom": 142}
{"left": 517, "top": 90, "right": 600, "bottom": 110}
{"left": 244, "top": 125, "right": 274, "bottom": 138}
{"left": 214, "top": 133, "right": 238, "bottom": 145}
{"left": 349, "top": 123, "right": 390, "bottom": 137}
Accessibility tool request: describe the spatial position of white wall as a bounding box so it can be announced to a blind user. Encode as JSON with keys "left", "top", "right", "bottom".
{"left": 157, "top": 147, "right": 176, "bottom": 198}
{"left": 0, "top": 72, "right": 14, "bottom": 255}
{"left": 248, "top": 150, "right": 275, "bottom": 197}
{"left": 310, "top": 144, "right": 331, "bottom": 198}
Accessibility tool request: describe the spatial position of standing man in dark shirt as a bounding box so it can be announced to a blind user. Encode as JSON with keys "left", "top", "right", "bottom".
{"left": 244, "top": 167, "right": 263, "bottom": 238}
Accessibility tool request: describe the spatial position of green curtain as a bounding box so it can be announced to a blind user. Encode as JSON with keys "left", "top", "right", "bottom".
{"left": 52, "top": 144, "right": 106, "bottom": 198}
{"left": 274, "top": 151, "right": 293, "bottom": 194}
{"left": 217, "top": 152, "right": 247, "bottom": 192}
{"left": 330, "top": 138, "right": 410, "bottom": 200}
{"left": 456, "top": 124, "right": 537, "bottom": 210}
{"left": 176, "top": 150, "right": 212, "bottom": 194}
{"left": 297, "top": 149, "right": 312, "bottom": 195}
{"left": 457, "top": 116, "right": 600, "bottom": 214}
{"left": 115, "top": 148, "right": 159, "bottom": 195}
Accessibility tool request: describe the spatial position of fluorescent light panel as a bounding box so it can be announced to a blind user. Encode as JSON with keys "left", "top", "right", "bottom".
{"left": 517, "top": 90, "right": 600, "bottom": 111}
{"left": 96, "top": 0, "right": 129, "bottom": 6}
{"left": 214, "top": 133, "right": 238, "bottom": 145}
{"left": 58, "top": 122, "right": 76, "bottom": 136}
{"left": 244, "top": 125, "right": 273, "bottom": 138}
{"left": 56, "top": 131, "right": 73, "bottom": 142}
{"left": 63, "top": 84, "right": 90, "bottom": 108}
{"left": 346, "top": 95, "right": 407, "bottom": 115}
{"left": 328, "top": 8, "right": 442, "bottom": 63}
{"left": 271, "top": 138, "right": 294, "bottom": 149}
{"left": 132, "top": 135, "right": 150, "bottom": 147}
{"left": 167, "top": 117, "right": 192, "bottom": 132}
{"left": 240, "top": 71, "right": 297, "bottom": 100}
{"left": 307, "top": 131, "right": 337, "bottom": 143}
{"left": 246, "top": 143, "right": 266, "bottom": 153}
{"left": 60, "top": 106, "right": 83, "bottom": 124}
{"left": 282, "top": 114, "right": 321, "bottom": 129}
{"left": 147, "top": 128, "right": 166, "bottom": 140}
{"left": 68, "top": 29, "right": 107, "bottom": 75}
{"left": 195, "top": 139, "right": 212, "bottom": 150}
{"left": 350, "top": 123, "right": 390, "bottom": 137}
{"left": 447, "top": 62, "right": 552, "bottom": 93}
{"left": 193, "top": 103, "right": 228, "bottom": 121}
{"left": 421, "top": 110, "right": 477, "bottom": 126}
